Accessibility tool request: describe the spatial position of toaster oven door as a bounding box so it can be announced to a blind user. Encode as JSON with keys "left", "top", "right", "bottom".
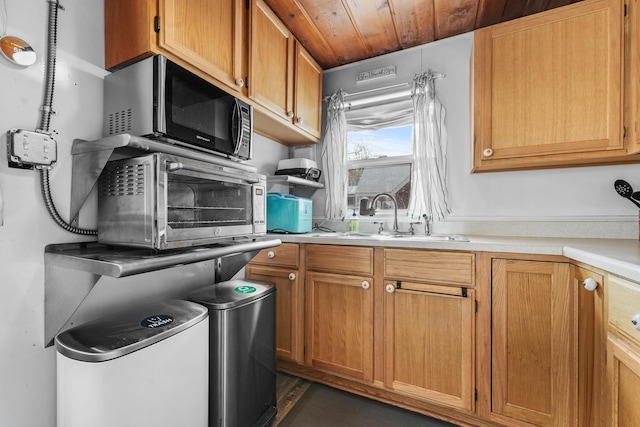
{"left": 160, "top": 158, "right": 263, "bottom": 248}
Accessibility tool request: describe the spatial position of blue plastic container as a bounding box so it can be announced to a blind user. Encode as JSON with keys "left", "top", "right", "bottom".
{"left": 266, "top": 193, "right": 312, "bottom": 233}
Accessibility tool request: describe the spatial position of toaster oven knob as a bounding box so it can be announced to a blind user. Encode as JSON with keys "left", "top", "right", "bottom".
{"left": 267, "top": 251, "right": 275, "bottom": 258}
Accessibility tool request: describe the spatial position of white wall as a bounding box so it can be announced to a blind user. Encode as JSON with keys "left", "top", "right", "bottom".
{"left": 0, "top": 2, "right": 289, "bottom": 426}
{"left": 320, "top": 33, "right": 640, "bottom": 237}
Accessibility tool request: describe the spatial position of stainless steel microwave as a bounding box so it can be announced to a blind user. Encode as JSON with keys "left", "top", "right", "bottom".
{"left": 103, "top": 55, "right": 252, "bottom": 161}
{"left": 97, "top": 152, "right": 266, "bottom": 250}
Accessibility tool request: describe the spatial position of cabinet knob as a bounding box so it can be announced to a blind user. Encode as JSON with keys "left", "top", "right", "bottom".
{"left": 361, "top": 280, "right": 370, "bottom": 290}
{"left": 631, "top": 313, "right": 640, "bottom": 331}
{"left": 297, "top": 116, "right": 303, "bottom": 124}
{"left": 583, "top": 278, "right": 598, "bottom": 291}
{"left": 287, "top": 111, "right": 294, "bottom": 119}
{"left": 235, "top": 78, "right": 245, "bottom": 87}
{"left": 288, "top": 272, "right": 296, "bottom": 281}
{"left": 483, "top": 148, "right": 494, "bottom": 157}
{"left": 267, "top": 251, "right": 275, "bottom": 258}
{"left": 385, "top": 283, "right": 395, "bottom": 293}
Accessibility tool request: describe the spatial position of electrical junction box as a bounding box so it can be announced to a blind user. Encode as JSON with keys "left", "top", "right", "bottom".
{"left": 7, "top": 128, "right": 57, "bottom": 169}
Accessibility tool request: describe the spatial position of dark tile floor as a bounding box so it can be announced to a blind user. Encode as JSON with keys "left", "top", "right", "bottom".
{"left": 277, "top": 382, "right": 459, "bottom": 427}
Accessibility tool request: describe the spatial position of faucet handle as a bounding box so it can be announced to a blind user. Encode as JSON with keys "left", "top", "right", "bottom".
{"left": 373, "top": 221, "right": 384, "bottom": 233}
{"left": 408, "top": 221, "right": 421, "bottom": 235}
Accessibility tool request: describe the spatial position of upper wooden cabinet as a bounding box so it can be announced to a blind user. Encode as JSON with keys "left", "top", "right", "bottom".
{"left": 473, "top": 0, "right": 640, "bottom": 172}
{"left": 625, "top": 0, "right": 640, "bottom": 154}
{"left": 104, "top": 0, "right": 322, "bottom": 145}
{"left": 105, "top": 0, "right": 247, "bottom": 93}
{"left": 249, "top": 0, "right": 322, "bottom": 140}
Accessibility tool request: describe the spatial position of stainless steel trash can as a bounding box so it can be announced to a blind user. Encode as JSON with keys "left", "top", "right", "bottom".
{"left": 189, "top": 279, "right": 276, "bottom": 427}
{"left": 55, "top": 299, "right": 209, "bottom": 427}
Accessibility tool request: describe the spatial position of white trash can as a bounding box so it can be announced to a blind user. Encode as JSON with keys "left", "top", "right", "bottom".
{"left": 55, "top": 299, "right": 209, "bottom": 427}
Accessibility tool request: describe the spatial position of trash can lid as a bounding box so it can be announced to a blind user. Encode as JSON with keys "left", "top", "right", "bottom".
{"left": 55, "top": 299, "right": 208, "bottom": 362}
{"left": 188, "top": 279, "right": 274, "bottom": 310}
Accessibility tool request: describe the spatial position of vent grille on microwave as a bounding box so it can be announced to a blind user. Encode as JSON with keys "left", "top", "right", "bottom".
{"left": 99, "top": 164, "right": 146, "bottom": 197}
{"left": 107, "top": 109, "right": 133, "bottom": 135}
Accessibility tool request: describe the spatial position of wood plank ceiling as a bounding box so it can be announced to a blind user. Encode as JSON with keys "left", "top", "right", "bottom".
{"left": 263, "top": 0, "right": 585, "bottom": 69}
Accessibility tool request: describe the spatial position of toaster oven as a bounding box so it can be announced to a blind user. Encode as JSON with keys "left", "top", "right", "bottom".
{"left": 98, "top": 153, "right": 266, "bottom": 250}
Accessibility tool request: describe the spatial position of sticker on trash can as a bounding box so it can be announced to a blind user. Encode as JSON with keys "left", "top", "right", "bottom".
{"left": 140, "top": 314, "right": 174, "bottom": 329}
{"left": 235, "top": 285, "right": 256, "bottom": 294}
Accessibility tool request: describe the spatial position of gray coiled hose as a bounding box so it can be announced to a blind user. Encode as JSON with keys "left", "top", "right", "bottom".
{"left": 39, "top": 0, "right": 97, "bottom": 235}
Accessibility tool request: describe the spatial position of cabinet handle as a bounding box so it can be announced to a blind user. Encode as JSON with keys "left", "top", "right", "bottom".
{"left": 287, "top": 111, "right": 294, "bottom": 119}
{"left": 583, "top": 278, "right": 598, "bottom": 291}
{"left": 235, "top": 78, "right": 244, "bottom": 87}
{"left": 361, "top": 280, "right": 370, "bottom": 290}
{"left": 288, "top": 273, "right": 296, "bottom": 281}
{"left": 267, "top": 251, "right": 275, "bottom": 258}
{"left": 483, "top": 148, "right": 494, "bottom": 157}
{"left": 385, "top": 283, "right": 395, "bottom": 293}
{"left": 631, "top": 313, "right": 640, "bottom": 332}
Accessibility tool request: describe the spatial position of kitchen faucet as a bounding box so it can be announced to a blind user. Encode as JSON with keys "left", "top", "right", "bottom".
{"left": 359, "top": 193, "right": 399, "bottom": 233}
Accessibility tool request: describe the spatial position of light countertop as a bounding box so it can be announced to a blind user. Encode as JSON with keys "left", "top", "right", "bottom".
{"left": 268, "top": 232, "right": 640, "bottom": 283}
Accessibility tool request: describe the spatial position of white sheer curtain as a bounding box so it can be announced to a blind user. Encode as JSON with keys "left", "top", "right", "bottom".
{"left": 407, "top": 70, "right": 450, "bottom": 220}
{"left": 321, "top": 90, "right": 349, "bottom": 220}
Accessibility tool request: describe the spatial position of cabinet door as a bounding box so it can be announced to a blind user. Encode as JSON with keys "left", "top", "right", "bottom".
{"left": 626, "top": 0, "right": 640, "bottom": 154}
{"left": 249, "top": 0, "right": 294, "bottom": 121}
{"left": 492, "top": 259, "right": 576, "bottom": 426}
{"left": 105, "top": 0, "right": 157, "bottom": 70}
{"left": 383, "top": 281, "right": 474, "bottom": 411}
{"left": 473, "top": 0, "right": 624, "bottom": 172}
{"left": 293, "top": 42, "right": 323, "bottom": 139}
{"left": 159, "top": 0, "right": 246, "bottom": 92}
{"left": 608, "top": 335, "right": 640, "bottom": 427}
{"left": 246, "top": 264, "right": 304, "bottom": 364}
{"left": 305, "top": 271, "right": 374, "bottom": 383}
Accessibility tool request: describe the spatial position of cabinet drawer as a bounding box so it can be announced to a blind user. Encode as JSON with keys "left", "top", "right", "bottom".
{"left": 384, "top": 249, "right": 474, "bottom": 286}
{"left": 250, "top": 243, "right": 299, "bottom": 268}
{"left": 306, "top": 245, "right": 373, "bottom": 275}
{"left": 609, "top": 275, "right": 640, "bottom": 348}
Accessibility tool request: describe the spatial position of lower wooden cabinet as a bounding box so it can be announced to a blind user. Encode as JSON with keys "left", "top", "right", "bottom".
{"left": 305, "top": 271, "right": 374, "bottom": 382}
{"left": 246, "top": 243, "right": 304, "bottom": 364}
{"left": 607, "top": 336, "right": 640, "bottom": 426}
{"left": 607, "top": 274, "right": 640, "bottom": 426}
{"left": 383, "top": 280, "right": 475, "bottom": 411}
{"left": 491, "top": 259, "right": 577, "bottom": 426}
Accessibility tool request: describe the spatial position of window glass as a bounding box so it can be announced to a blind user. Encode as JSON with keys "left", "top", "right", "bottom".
{"left": 346, "top": 124, "right": 413, "bottom": 213}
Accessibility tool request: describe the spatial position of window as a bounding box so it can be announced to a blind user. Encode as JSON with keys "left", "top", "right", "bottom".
{"left": 345, "top": 97, "right": 414, "bottom": 215}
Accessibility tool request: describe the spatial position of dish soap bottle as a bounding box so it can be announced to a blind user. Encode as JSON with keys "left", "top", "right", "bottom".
{"left": 349, "top": 212, "right": 359, "bottom": 232}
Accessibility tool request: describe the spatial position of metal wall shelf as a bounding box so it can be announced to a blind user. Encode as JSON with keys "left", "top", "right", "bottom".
{"left": 44, "top": 238, "right": 281, "bottom": 347}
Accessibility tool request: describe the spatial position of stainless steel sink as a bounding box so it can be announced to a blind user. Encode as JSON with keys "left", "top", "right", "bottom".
{"left": 306, "top": 231, "right": 469, "bottom": 242}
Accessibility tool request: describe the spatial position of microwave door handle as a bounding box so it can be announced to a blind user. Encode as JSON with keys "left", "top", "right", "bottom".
{"left": 232, "top": 101, "right": 243, "bottom": 155}
{"left": 166, "top": 161, "right": 260, "bottom": 184}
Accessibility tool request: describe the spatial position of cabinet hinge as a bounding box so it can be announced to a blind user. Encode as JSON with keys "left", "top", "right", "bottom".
{"left": 475, "top": 300, "right": 478, "bottom": 313}
{"left": 475, "top": 388, "right": 478, "bottom": 402}
{"left": 624, "top": 2, "right": 628, "bottom": 17}
{"left": 462, "top": 287, "right": 468, "bottom": 298}
{"left": 246, "top": 0, "right": 250, "bottom": 9}
{"left": 623, "top": 126, "right": 627, "bottom": 139}
{"left": 396, "top": 280, "right": 401, "bottom": 289}
{"left": 154, "top": 16, "right": 160, "bottom": 33}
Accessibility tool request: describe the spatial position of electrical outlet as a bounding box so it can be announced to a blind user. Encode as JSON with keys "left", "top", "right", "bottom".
{"left": 7, "top": 128, "right": 57, "bottom": 169}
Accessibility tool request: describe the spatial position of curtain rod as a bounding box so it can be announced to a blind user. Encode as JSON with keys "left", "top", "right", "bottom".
{"left": 323, "top": 71, "right": 445, "bottom": 102}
